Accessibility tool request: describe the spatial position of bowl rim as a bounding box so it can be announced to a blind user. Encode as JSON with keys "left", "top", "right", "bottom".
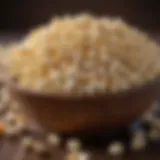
{"left": 7, "top": 76, "right": 160, "bottom": 100}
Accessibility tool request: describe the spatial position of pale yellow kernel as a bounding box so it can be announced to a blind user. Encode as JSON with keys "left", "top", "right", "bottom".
{"left": 66, "top": 138, "right": 82, "bottom": 152}
{"left": 107, "top": 142, "right": 125, "bottom": 156}
{"left": 47, "top": 133, "right": 61, "bottom": 146}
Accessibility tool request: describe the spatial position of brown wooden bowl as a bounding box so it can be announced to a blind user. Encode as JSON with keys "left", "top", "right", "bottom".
{"left": 8, "top": 78, "right": 160, "bottom": 134}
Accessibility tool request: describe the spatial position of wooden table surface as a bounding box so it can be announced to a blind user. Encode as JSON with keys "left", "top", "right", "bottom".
{"left": 0, "top": 32, "right": 160, "bottom": 160}
{"left": 0, "top": 134, "right": 159, "bottom": 160}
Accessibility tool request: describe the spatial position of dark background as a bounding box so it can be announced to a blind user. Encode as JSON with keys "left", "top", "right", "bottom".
{"left": 0, "top": 0, "right": 160, "bottom": 32}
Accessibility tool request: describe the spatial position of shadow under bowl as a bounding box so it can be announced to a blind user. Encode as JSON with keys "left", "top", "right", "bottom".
{"left": 8, "top": 78, "right": 160, "bottom": 134}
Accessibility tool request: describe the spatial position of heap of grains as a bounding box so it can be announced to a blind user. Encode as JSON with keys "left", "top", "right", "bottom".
{"left": 9, "top": 14, "right": 160, "bottom": 95}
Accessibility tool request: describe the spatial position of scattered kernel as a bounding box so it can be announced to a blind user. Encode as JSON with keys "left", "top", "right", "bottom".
{"left": 66, "top": 138, "right": 82, "bottom": 152}
{"left": 79, "top": 152, "right": 90, "bottom": 160}
{"left": 22, "top": 136, "right": 34, "bottom": 149}
{"left": 4, "top": 118, "right": 25, "bottom": 137}
{"left": 107, "top": 142, "right": 125, "bottom": 156}
{"left": 3, "top": 111, "right": 16, "bottom": 123}
{"left": 33, "top": 140, "right": 48, "bottom": 154}
{"left": 66, "top": 151, "right": 80, "bottom": 160}
{"left": 130, "top": 130, "right": 147, "bottom": 151}
{"left": 47, "top": 133, "right": 61, "bottom": 146}
{"left": 5, "top": 126, "right": 19, "bottom": 137}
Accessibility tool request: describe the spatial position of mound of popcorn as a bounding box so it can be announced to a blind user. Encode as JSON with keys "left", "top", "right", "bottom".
{"left": 9, "top": 14, "right": 160, "bottom": 94}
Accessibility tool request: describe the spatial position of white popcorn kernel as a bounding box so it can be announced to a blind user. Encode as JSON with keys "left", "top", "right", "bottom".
{"left": 83, "top": 84, "right": 96, "bottom": 94}
{"left": 5, "top": 126, "right": 19, "bottom": 137}
{"left": 64, "top": 79, "right": 75, "bottom": 92}
{"left": 66, "top": 151, "right": 80, "bottom": 160}
{"left": 33, "top": 141, "right": 47, "bottom": 154}
{"left": 100, "top": 48, "right": 109, "bottom": 61}
{"left": 107, "top": 142, "right": 125, "bottom": 156}
{"left": 79, "top": 152, "right": 90, "bottom": 160}
{"left": 47, "top": 133, "right": 61, "bottom": 146}
{"left": 65, "top": 67, "right": 78, "bottom": 76}
{"left": 10, "top": 14, "right": 160, "bottom": 96}
{"left": 15, "top": 120, "right": 26, "bottom": 132}
{"left": 49, "top": 70, "right": 60, "bottom": 80}
{"left": 3, "top": 111, "right": 16, "bottom": 123}
{"left": 83, "top": 61, "right": 95, "bottom": 69}
{"left": 130, "top": 130, "right": 147, "bottom": 151}
{"left": 72, "top": 51, "right": 81, "bottom": 63}
{"left": 5, "top": 118, "right": 25, "bottom": 136}
{"left": 66, "top": 138, "right": 82, "bottom": 152}
{"left": 95, "top": 81, "right": 106, "bottom": 91}
{"left": 22, "top": 136, "right": 34, "bottom": 149}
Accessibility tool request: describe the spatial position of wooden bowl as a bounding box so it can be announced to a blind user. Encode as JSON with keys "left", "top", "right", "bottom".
{"left": 8, "top": 78, "right": 160, "bottom": 134}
